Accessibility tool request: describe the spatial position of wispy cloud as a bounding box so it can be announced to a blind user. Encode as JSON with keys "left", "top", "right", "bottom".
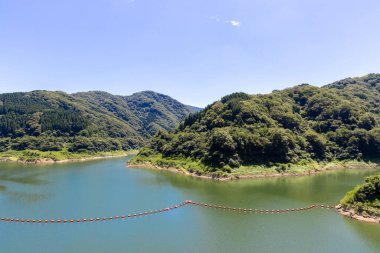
{"left": 206, "top": 15, "right": 241, "bottom": 28}
{"left": 226, "top": 20, "right": 241, "bottom": 27}
{"left": 206, "top": 15, "right": 221, "bottom": 22}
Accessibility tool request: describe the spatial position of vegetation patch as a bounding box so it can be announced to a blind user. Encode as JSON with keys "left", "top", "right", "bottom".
{"left": 340, "top": 174, "right": 380, "bottom": 217}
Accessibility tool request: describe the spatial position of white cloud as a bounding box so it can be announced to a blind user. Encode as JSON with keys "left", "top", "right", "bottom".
{"left": 206, "top": 15, "right": 241, "bottom": 28}
{"left": 226, "top": 20, "right": 241, "bottom": 27}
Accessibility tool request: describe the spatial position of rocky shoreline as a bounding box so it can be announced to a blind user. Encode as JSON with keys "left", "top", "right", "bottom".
{"left": 0, "top": 151, "right": 138, "bottom": 164}
{"left": 336, "top": 205, "right": 380, "bottom": 224}
{"left": 127, "top": 161, "right": 379, "bottom": 181}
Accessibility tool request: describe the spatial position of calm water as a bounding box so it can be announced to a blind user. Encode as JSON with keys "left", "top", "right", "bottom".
{"left": 0, "top": 156, "right": 379, "bottom": 253}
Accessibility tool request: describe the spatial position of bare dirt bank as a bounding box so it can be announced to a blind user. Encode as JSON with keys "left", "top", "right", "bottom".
{"left": 336, "top": 205, "right": 380, "bottom": 224}
{"left": 127, "top": 161, "right": 379, "bottom": 181}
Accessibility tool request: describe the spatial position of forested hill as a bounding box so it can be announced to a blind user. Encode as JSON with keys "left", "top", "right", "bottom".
{"left": 0, "top": 90, "right": 199, "bottom": 152}
{"left": 135, "top": 74, "right": 380, "bottom": 172}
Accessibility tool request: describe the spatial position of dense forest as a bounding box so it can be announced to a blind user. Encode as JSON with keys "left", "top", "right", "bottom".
{"left": 0, "top": 91, "right": 199, "bottom": 153}
{"left": 340, "top": 174, "right": 380, "bottom": 217}
{"left": 134, "top": 74, "right": 380, "bottom": 173}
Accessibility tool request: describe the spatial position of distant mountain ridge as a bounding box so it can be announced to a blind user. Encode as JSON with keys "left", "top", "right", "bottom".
{"left": 0, "top": 90, "right": 200, "bottom": 152}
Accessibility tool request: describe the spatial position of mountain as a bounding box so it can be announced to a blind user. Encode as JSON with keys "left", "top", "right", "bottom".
{"left": 0, "top": 90, "right": 200, "bottom": 153}
{"left": 132, "top": 74, "right": 380, "bottom": 175}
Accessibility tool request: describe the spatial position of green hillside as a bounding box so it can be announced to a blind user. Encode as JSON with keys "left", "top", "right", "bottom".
{"left": 0, "top": 90, "right": 199, "bottom": 158}
{"left": 131, "top": 74, "right": 380, "bottom": 176}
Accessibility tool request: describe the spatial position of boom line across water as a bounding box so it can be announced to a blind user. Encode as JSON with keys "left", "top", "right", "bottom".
{"left": 0, "top": 200, "right": 337, "bottom": 224}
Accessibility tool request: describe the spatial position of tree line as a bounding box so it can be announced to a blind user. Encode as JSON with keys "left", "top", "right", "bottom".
{"left": 138, "top": 74, "right": 380, "bottom": 170}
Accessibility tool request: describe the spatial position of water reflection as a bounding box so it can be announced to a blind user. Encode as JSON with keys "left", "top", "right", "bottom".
{"left": 134, "top": 166, "right": 379, "bottom": 208}
{"left": 343, "top": 216, "right": 380, "bottom": 250}
{"left": 6, "top": 191, "right": 50, "bottom": 203}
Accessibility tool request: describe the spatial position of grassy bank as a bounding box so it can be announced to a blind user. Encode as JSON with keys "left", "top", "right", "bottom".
{"left": 0, "top": 149, "right": 138, "bottom": 163}
{"left": 337, "top": 174, "right": 380, "bottom": 224}
{"left": 128, "top": 155, "right": 379, "bottom": 180}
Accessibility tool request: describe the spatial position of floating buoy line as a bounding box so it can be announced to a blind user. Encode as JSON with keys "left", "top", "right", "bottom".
{"left": 0, "top": 200, "right": 336, "bottom": 224}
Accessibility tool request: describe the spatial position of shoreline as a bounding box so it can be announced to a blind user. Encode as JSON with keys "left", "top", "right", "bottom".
{"left": 0, "top": 150, "right": 138, "bottom": 164}
{"left": 127, "top": 161, "right": 380, "bottom": 181}
{"left": 336, "top": 205, "right": 380, "bottom": 224}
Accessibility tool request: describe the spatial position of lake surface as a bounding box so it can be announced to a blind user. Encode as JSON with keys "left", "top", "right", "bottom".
{"left": 0, "top": 156, "right": 379, "bottom": 253}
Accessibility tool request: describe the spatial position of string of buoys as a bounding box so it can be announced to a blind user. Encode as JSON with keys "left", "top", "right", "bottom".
{"left": 188, "top": 201, "right": 336, "bottom": 213}
{"left": 0, "top": 201, "right": 190, "bottom": 224}
{"left": 0, "top": 200, "right": 336, "bottom": 224}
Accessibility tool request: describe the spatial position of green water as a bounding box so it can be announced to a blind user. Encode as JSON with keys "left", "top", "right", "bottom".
{"left": 0, "top": 157, "right": 379, "bottom": 253}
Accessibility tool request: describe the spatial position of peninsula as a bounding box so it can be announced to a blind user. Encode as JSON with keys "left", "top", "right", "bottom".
{"left": 129, "top": 74, "right": 380, "bottom": 179}
{"left": 337, "top": 174, "right": 380, "bottom": 224}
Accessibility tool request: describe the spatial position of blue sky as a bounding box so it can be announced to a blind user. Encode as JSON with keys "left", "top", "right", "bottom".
{"left": 0, "top": 0, "right": 379, "bottom": 107}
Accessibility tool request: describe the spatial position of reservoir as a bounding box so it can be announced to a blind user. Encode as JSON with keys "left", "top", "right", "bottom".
{"left": 0, "top": 156, "right": 379, "bottom": 253}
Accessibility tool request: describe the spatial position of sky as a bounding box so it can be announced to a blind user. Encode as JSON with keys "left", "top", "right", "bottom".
{"left": 0, "top": 0, "right": 380, "bottom": 107}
